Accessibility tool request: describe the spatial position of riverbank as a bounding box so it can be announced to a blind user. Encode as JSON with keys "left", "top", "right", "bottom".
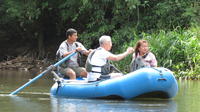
{"left": 0, "top": 56, "right": 52, "bottom": 71}
{"left": 0, "top": 56, "right": 199, "bottom": 80}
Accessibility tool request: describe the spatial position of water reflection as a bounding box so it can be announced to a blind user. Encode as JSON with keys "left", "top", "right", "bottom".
{"left": 8, "top": 94, "right": 51, "bottom": 112}
{"left": 50, "top": 96, "right": 177, "bottom": 112}
{"left": 0, "top": 70, "right": 54, "bottom": 94}
{"left": 1, "top": 70, "right": 200, "bottom": 112}
{"left": 1, "top": 93, "right": 177, "bottom": 112}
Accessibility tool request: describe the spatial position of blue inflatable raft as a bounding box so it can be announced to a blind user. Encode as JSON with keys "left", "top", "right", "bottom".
{"left": 50, "top": 67, "right": 178, "bottom": 99}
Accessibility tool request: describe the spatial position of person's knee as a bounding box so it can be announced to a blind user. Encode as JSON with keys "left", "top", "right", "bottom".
{"left": 74, "top": 67, "right": 87, "bottom": 78}
{"left": 66, "top": 69, "right": 76, "bottom": 79}
{"left": 80, "top": 71, "right": 87, "bottom": 77}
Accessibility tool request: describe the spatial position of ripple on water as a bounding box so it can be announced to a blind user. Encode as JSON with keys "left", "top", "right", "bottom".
{"left": 0, "top": 93, "right": 14, "bottom": 97}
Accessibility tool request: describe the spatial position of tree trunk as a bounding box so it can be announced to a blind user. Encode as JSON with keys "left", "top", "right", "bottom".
{"left": 37, "top": 32, "right": 45, "bottom": 59}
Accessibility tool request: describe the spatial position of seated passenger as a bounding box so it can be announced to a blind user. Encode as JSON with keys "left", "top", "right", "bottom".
{"left": 56, "top": 28, "right": 92, "bottom": 80}
{"left": 86, "top": 35, "right": 134, "bottom": 81}
{"left": 130, "top": 40, "right": 157, "bottom": 72}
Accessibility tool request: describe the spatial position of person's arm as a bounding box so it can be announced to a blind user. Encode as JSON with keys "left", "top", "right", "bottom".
{"left": 62, "top": 50, "right": 75, "bottom": 57}
{"left": 149, "top": 52, "right": 157, "bottom": 67}
{"left": 75, "top": 47, "right": 92, "bottom": 56}
{"left": 82, "top": 49, "right": 93, "bottom": 56}
{"left": 107, "top": 47, "right": 134, "bottom": 61}
{"left": 76, "top": 42, "right": 93, "bottom": 56}
{"left": 59, "top": 42, "right": 76, "bottom": 57}
{"left": 151, "top": 58, "right": 157, "bottom": 67}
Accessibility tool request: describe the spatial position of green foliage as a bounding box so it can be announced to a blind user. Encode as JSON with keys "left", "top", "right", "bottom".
{"left": 117, "top": 26, "right": 200, "bottom": 77}
{"left": 182, "top": 1, "right": 200, "bottom": 26}
{"left": 153, "top": 1, "right": 188, "bottom": 29}
{"left": 5, "top": 0, "right": 41, "bottom": 23}
{"left": 0, "top": 0, "right": 199, "bottom": 77}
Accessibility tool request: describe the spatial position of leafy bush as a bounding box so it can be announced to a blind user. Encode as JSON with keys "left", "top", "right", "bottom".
{"left": 115, "top": 26, "right": 200, "bottom": 77}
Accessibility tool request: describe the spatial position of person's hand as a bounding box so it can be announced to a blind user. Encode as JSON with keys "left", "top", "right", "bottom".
{"left": 88, "top": 49, "right": 94, "bottom": 53}
{"left": 76, "top": 47, "right": 83, "bottom": 52}
{"left": 126, "top": 47, "right": 134, "bottom": 54}
{"left": 83, "top": 49, "right": 94, "bottom": 56}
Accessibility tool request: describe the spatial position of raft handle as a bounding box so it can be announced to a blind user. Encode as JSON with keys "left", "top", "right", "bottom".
{"left": 157, "top": 78, "right": 167, "bottom": 81}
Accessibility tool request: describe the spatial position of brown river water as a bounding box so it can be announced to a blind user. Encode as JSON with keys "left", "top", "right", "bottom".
{"left": 0, "top": 70, "right": 199, "bottom": 112}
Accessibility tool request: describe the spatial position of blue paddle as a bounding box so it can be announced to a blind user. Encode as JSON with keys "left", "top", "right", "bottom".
{"left": 9, "top": 52, "right": 77, "bottom": 95}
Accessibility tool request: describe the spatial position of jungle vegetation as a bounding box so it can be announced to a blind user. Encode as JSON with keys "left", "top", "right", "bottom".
{"left": 0, "top": 0, "right": 199, "bottom": 77}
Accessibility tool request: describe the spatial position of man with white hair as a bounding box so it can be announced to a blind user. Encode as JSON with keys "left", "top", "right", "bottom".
{"left": 86, "top": 35, "right": 134, "bottom": 81}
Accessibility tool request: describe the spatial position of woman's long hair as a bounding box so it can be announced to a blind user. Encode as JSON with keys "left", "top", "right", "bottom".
{"left": 134, "top": 40, "right": 148, "bottom": 58}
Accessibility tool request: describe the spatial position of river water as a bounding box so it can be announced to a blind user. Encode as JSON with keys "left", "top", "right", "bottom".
{"left": 0, "top": 70, "right": 199, "bottom": 112}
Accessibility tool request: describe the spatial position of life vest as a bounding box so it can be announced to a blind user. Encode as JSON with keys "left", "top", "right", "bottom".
{"left": 85, "top": 48, "right": 111, "bottom": 79}
{"left": 130, "top": 53, "right": 149, "bottom": 72}
{"left": 56, "top": 42, "right": 83, "bottom": 68}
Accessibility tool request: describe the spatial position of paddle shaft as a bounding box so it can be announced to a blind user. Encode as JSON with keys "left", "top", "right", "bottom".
{"left": 9, "top": 52, "right": 77, "bottom": 95}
